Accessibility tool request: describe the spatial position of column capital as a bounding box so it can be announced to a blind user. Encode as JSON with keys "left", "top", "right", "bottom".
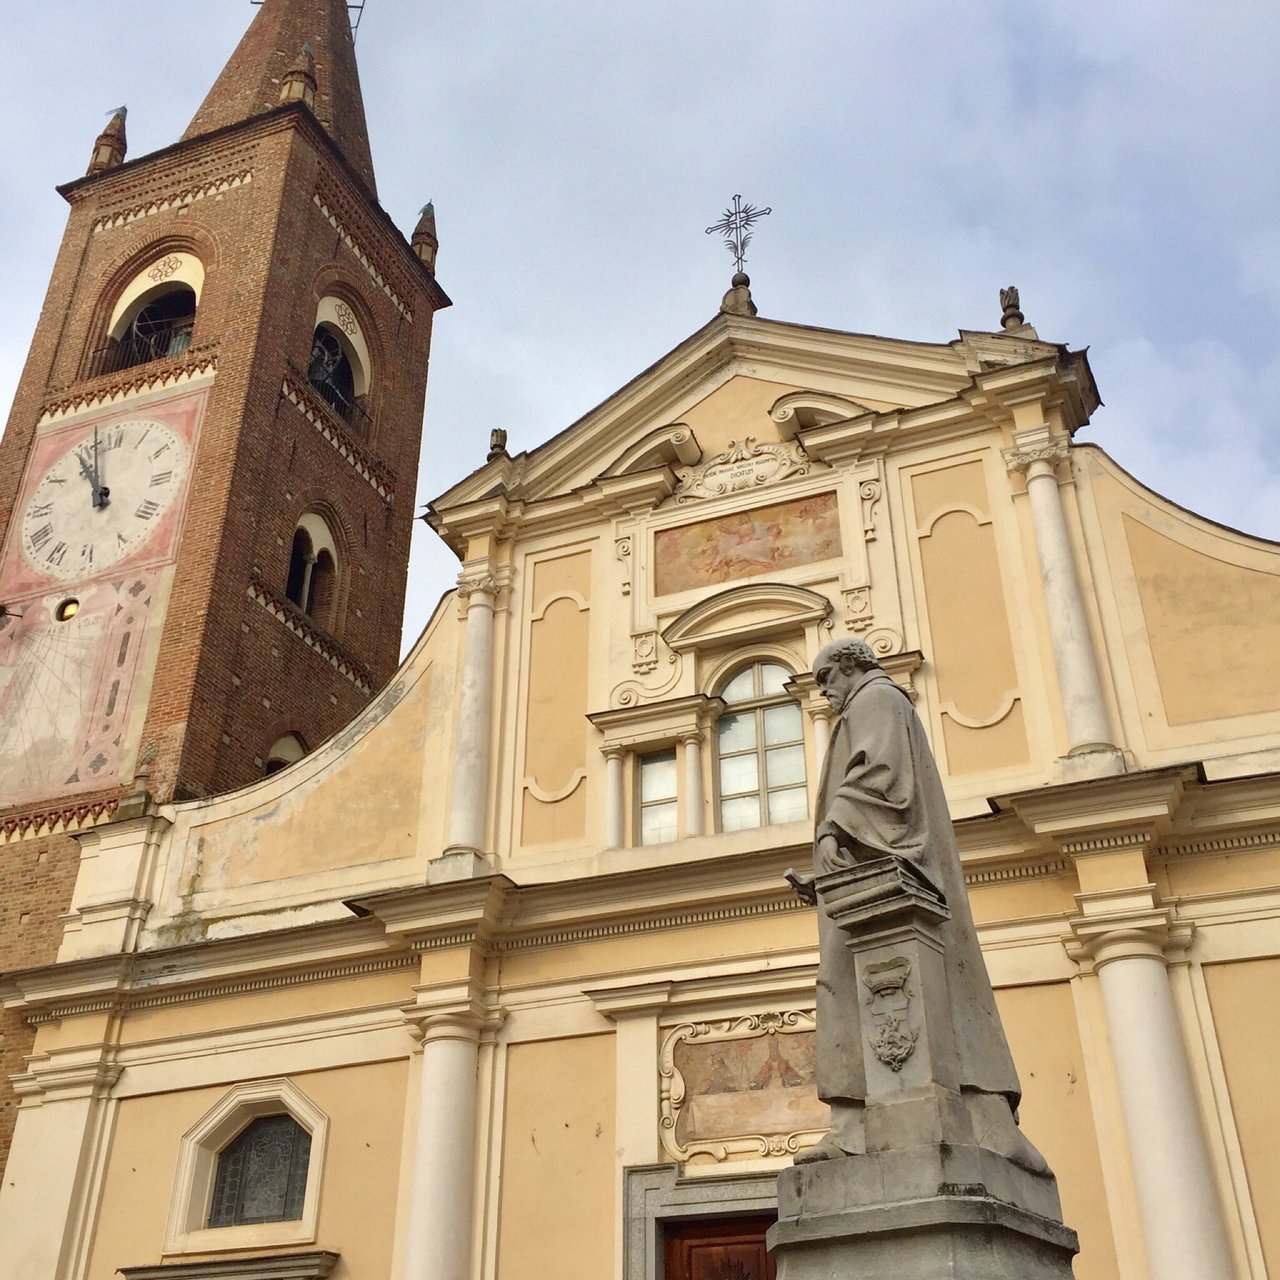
{"left": 1003, "top": 438, "right": 1070, "bottom": 478}
{"left": 455, "top": 563, "right": 513, "bottom": 615}
{"left": 401, "top": 979, "right": 505, "bottom": 1046}
{"left": 1064, "top": 892, "right": 1195, "bottom": 972}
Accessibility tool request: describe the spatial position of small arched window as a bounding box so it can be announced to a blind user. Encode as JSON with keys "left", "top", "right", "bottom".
{"left": 308, "top": 326, "right": 356, "bottom": 418}
{"left": 208, "top": 1114, "right": 312, "bottom": 1228}
{"left": 102, "top": 285, "right": 196, "bottom": 374}
{"left": 264, "top": 732, "right": 308, "bottom": 777}
{"left": 307, "top": 297, "right": 372, "bottom": 435}
{"left": 715, "top": 661, "right": 808, "bottom": 832}
{"left": 96, "top": 251, "right": 204, "bottom": 377}
{"left": 285, "top": 513, "right": 341, "bottom": 632}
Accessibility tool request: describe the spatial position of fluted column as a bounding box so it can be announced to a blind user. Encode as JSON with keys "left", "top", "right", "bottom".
{"left": 1070, "top": 909, "right": 1235, "bottom": 1279}
{"left": 445, "top": 574, "right": 498, "bottom": 855}
{"left": 1005, "top": 429, "right": 1116, "bottom": 757}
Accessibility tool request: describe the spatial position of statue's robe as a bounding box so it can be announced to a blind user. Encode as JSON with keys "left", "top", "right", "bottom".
{"left": 813, "top": 667, "right": 1021, "bottom": 1107}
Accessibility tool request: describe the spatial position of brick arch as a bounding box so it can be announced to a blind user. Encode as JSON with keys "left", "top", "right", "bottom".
{"left": 284, "top": 491, "right": 355, "bottom": 638}
{"left": 307, "top": 266, "right": 387, "bottom": 435}
{"left": 84, "top": 227, "right": 223, "bottom": 376}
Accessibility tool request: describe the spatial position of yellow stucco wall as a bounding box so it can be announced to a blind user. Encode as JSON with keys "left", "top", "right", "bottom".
{"left": 86, "top": 1060, "right": 408, "bottom": 1280}
{"left": 495, "top": 1034, "right": 616, "bottom": 1280}
{"left": 1202, "top": 958, "right": 1280, "bottom": 1277}
{"left": 996, "top": 983, "right": 1121, "bottom": 1280}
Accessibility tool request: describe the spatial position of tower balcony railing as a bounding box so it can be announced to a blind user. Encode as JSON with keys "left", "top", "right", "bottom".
{"left": 306, "top": 373, "right": 372, "bottom": 438}
{"left": 88, "top": 321, "right": 196, "bottom": 378}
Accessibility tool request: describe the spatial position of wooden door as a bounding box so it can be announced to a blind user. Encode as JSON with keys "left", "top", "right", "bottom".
{"left": 663, "top": 1215, "right": 777, "bottom": 1280}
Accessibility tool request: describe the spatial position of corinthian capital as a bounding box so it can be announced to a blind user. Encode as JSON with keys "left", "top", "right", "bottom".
{"left": 1002, "top": 439, "right": 1070, "bottom": 476}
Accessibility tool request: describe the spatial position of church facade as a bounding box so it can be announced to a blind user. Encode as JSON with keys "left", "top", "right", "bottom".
{"left": 2, "top": 4, "right": 1280, "bottom": 1280}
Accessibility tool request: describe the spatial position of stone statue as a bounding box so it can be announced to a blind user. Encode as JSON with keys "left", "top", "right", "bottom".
{"left": 792, "top": 638, "right": 1044, "bottom": 1172}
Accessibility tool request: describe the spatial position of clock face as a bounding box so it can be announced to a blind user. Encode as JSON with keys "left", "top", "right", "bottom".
{"left": 20, "top": 418, "right": 189, "bottom": 581}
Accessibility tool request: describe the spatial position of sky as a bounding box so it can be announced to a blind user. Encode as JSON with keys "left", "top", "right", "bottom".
{"left": 1, "top": 2, "right": 1277, "bottom": 655}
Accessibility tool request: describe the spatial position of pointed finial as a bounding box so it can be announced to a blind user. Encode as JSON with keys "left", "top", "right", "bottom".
{"left": 280, "top": 41, "right": 318, "bottom": 107}
{"left": 999, "top": 285, "right": 1025, "bottom": 332}
{"left": 412, "top": 201, "right": 439, "bottom": 273}
{"left": 86, "top": 105, "right": 128, "bottom": 176}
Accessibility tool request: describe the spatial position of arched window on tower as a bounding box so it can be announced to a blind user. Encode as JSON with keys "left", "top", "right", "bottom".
{"left": 284, "top": 512, "right": 341, "bottom": 633}
{"left": 714, "top": 660, "right": 808, "bottom": 832}
{"left": 307, "top": 327, "right": 356, "bottom": 417}
{"left": 263, "top": 732, "right": 308, "bottom": 777}
{"left": 94, "top": 251, "right": 203, "bottom": 377}
{"left": 306, "top": 296, "right": 373, "bottom": 436}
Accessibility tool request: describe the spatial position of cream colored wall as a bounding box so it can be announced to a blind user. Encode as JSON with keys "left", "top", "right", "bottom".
{"left": 494, "top": 1035, "right": 616, "bottom": 1280}
{"left": 995, "top": 983, "right": 1121, "bottom": 1280}
{"left": 1075, "top": 447, "right": 1280, "bottom": 768}
{"left": 85, "top": 1060, "right": 408, "bottom": 1280}
{"left": 1201, "top": 958, "right": 1280, "bottom": 1277}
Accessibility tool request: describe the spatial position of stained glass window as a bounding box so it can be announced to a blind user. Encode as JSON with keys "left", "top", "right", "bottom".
{"left": 208, "top": 1114, "right": 311, "bottom": 1228}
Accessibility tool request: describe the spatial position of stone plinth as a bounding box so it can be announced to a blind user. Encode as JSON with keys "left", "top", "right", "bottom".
{"left": 769, "top": 857, "right": 1078, "bottom": 1277}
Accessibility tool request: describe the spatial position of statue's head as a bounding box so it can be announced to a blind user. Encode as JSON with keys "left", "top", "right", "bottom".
{"left": 813, "top": 639, "right": 881, "bottom": 680}
{"left": 812, "top": 639, "right": 882, "bottom": 710}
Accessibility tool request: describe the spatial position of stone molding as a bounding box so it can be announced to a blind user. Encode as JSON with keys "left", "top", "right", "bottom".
{"left": 658, "top": 1009, "right": 825, "bottom": 1163}
{"left": 247, "top": 573, "right": 374, "bottom": 693}
{"left": 624, "top": 1164, "right": 778, "bottom": 1280}
{"left": 121, "top": 1254, "right": 339, "bottom": 1280}
{"left": 163, "top": 1078, "right": 328, "bottom": 1257}
{"left": 90, "top": 168, "right": 254, "bottom": 235}
{"left": 282, "top": 369, "right": 395, "bottom": 499}
{"left": 588, "top": 693, "right": 724, "bottom": 754}
{"left": 40, "top": 346, "right": 219, "bottom": 423}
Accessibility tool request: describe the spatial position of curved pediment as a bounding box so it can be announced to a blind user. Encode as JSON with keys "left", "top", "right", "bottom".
{"left": 662, "top": 582, "right": 833, "bottom": 652}
{"left": 769, "top": 391, "right": 875, "bottom": 439}
{"left": 602, "top": 423, "right": 702, "bottom": 477}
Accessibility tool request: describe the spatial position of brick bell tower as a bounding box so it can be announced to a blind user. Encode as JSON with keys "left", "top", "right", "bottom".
{"left": 0, "top": 0, "right": 448, "bottom": 1172}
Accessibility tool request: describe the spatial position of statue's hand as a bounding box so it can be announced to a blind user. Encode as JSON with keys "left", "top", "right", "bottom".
{"left": 816, "top": 833, "right": 845, "bottom": 873}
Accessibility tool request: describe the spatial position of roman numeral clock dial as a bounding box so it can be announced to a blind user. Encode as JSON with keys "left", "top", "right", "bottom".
{"left": 20, "top": 418, "right": 189, "bottom": 581}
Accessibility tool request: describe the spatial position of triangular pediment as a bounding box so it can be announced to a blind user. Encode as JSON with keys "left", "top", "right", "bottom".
{"left": 428, "top": 313, "right": 1092, "bottom": 554}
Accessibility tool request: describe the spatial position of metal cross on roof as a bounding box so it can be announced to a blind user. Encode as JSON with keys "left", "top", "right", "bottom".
{"left": 705, "top": 195, "right": 772, "bottom": 274}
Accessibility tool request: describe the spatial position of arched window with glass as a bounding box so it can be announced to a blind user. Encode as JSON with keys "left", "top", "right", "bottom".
{"left": 715, "top": 661, "right": 808, "bottom": 832}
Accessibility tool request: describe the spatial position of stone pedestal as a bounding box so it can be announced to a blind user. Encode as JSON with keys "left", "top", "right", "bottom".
{"left": 769, "top": 858, "right": 1078, "bottom": 1278}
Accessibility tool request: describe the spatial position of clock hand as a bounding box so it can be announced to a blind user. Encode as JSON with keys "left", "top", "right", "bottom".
{"left": 91, "top": 426, "right": 109, "bottom": 508}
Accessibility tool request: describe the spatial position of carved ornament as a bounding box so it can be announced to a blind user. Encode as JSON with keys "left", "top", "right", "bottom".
{"left": 673, "top": 437, "right": 811, "bottom": 504}
{"left": 659, "top": 1010, "right": 829, "bottom": 1163}
{"left": 863, "top": 956, "right": 918, "bottom": 1072}
{"left": 1003, "top": 440, "right": 1069, "bottom": 475}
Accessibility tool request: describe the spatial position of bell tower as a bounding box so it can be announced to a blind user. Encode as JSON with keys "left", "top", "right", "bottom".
{"left": 0, "top": 0, "right": 448, "bottom": 1172}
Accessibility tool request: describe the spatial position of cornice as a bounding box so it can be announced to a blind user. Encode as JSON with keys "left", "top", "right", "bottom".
{"left": 282, "top": 369, "right": 395, "bottom": 500}
{"left": 40, "top": 346, "right": 219, "bottom": 424}
{"left": 60, "top": 103, "right": 445, "bottom": 313}
{"left": 247, "top": 572, "right": 374, "bottom": 693}
{"left": 587, "top": 693, "right": 724, "bottom": 750}
{"left": 0, "top": 796, "right": 120, "bottom": 842}
{"left": 993, "top": 766, "right": 1194, "bottom": 844}
{"left": 89, "top": 169, "right": 253, "bottom": 235}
